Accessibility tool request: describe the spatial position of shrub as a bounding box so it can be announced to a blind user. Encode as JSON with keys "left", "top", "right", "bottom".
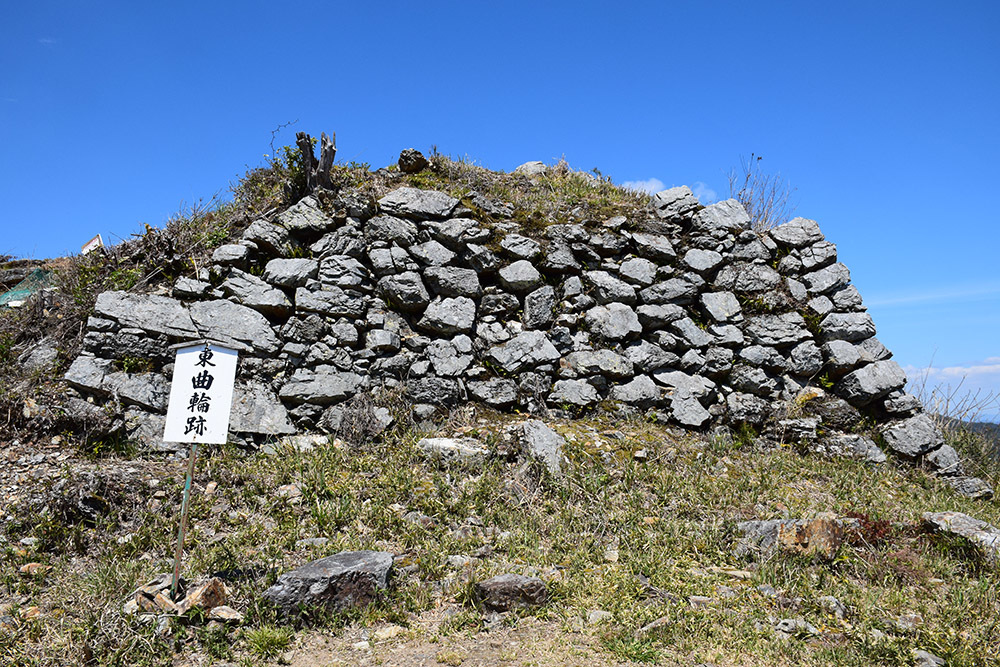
{"left": 728, "top": 153, "right": 795, "bottom": 231}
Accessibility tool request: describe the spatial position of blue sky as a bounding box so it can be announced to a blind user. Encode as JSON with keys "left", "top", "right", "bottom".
{"left": 2, "top": 1, "right": 999, "bottom": 417}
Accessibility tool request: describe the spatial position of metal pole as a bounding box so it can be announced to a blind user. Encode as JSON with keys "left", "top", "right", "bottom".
{"left": 170, "top": 442, "right": 198, "bottom": 601}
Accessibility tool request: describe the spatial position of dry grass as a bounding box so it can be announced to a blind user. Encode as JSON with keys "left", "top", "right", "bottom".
{"left": 3, "top": 407, "right": 999, "bottom": 666}
{"left": 728, "top": 153, "right": 795, "bottom": 232}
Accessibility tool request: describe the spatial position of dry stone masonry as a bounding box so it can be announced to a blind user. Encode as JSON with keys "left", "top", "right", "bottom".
{"left": 63, "top": 160, "right": 992, "bottom": 499}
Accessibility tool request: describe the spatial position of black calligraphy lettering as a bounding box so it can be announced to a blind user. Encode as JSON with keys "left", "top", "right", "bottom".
{"left": 196, "top": 348, "right": 216, "bottom": 368}
{"left": 192, "top": 370, "right": 214, "bottom": 390}
{"left": 187, "top": 392, "right": 212, "bottom": 413}
{"left": 183, "top": 416, "right": 207, "bottom": 437}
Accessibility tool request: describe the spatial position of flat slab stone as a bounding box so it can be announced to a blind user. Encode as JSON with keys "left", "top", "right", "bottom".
{"left": 263, "top": 258, "right": 319, "bottom": 288}
{"left": 701, "top": 291, "right": 742, "bottom": 323}
{"left": 295, "top": 286, "right": 367, "bottom": 319}
{"left": 474, "top": 574, "right": 548, "bottom": 612}
{"left": 769, "top": 217, "right": 824, "bottom": 247}
{"left": 745, "top": 313, "right": 810, "bottom": 347}
{"left": 417, "top": 437, "right": 488, "bottom": 463}
{"left": 692, "top": 199, "right": 750, "bottom": 232}
{"left": 821, "top": 312, "right": 876, "bottom": 342}
{"left": 93, "top": 291, "right": 197, "bottom": 339}
{"left": 923, "top": 512, "right": 1000, "bottom": 564}
{"left": 417, "top": 296, "right": 476, "bottom": 334}
{"left": 278, "top": 370, "right": 364, "bottom": 405}
{"left": 802, "top": 263, "right": 850, "bottom": 295}
{"left": 735, "top": 515, "right": 857, "bottom": 560}
{"left": 485, "top": 331, "right": 561, "bottom": 374}
{"left": 221, "top": 269, "right": 293, "bottom": 317}
{"left": 584, "top": 303, "right": 642, "bottom": 341}
{"left": 467, "top": 378, "right": 518, "bottom": 408}
{"left": 651, "top": 185, "right": 698, "bottom": 220}
{"left": 945, "top": 476, "right": 994, "bottom": 500}
{"left": 630, "top": 232, "right": 676, "bottom": 261}
{"left": 610, "top": 374, "right": 661, "bottom": 408}
{"left": 548, "top": 379, "right": 600, "bottom": 409}
{"left": 563, "top": 349, "right": 634, "bottom": 380}
{"left": 263, "top": 551, "right": 393, "bottom": 615}
{"left": 189, "top": 300, "right": 281, "bottom": 354}
{"left": 378, "top": 187, "right": 458, "bottom": 219}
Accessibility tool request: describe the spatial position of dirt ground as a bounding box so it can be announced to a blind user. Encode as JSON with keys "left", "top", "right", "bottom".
{"left": 273, "top": 606, "right": 639, "bottom": 667}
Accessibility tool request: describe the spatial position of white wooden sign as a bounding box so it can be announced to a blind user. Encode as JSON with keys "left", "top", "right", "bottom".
{"left": 163, "top": 343, "right": 239, "bottom": 444}
{"left": 81, "top": 234, "right": 104, "bottom": 255}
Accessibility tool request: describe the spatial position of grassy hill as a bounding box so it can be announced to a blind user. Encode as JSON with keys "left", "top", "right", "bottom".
{"left": 1, "top": 143, "right": 999, "bottom": 666}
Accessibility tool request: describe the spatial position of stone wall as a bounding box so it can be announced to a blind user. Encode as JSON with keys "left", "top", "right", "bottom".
{"left": 63, "top": 175, "right": 992, "bottom": 498}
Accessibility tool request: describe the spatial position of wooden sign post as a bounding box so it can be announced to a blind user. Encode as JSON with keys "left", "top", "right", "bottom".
{"left": 162, "top": 341, "right": 239, "bottom": 600}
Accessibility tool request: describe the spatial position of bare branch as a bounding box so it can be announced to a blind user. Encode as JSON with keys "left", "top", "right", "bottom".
{"left": 728, "top": 153, "right": 795, "bottom": 231}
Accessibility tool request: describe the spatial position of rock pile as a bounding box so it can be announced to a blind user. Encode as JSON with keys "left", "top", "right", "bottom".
{"left": 62, "top": 155, "right": 991, "bottom": 498}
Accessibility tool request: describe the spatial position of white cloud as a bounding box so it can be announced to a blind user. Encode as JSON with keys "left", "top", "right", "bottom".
{"left": 38, "top": 37, "right": 57, "bottom": 45}
{"left": 620, "top": 177, "right": 718, "bottom": 203}
{"left": 866, "top": 283, "right": 1000, "bottom": 308}
{"left": 621, "top": 177, "right": 665, "bottom": 194}
{"left": 903, "top": 359, "right": 1000, "bottom": 421}
{"left": 906, "top": 362, "right": 1000, "bottom": 381}
{"left": 692, "top": 181, "right": 717, "bottom": 204}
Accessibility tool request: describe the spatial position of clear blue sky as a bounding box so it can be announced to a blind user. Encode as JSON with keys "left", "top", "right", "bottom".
{"left": 3, "top": 1, "right": 999, "bottom": 417}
